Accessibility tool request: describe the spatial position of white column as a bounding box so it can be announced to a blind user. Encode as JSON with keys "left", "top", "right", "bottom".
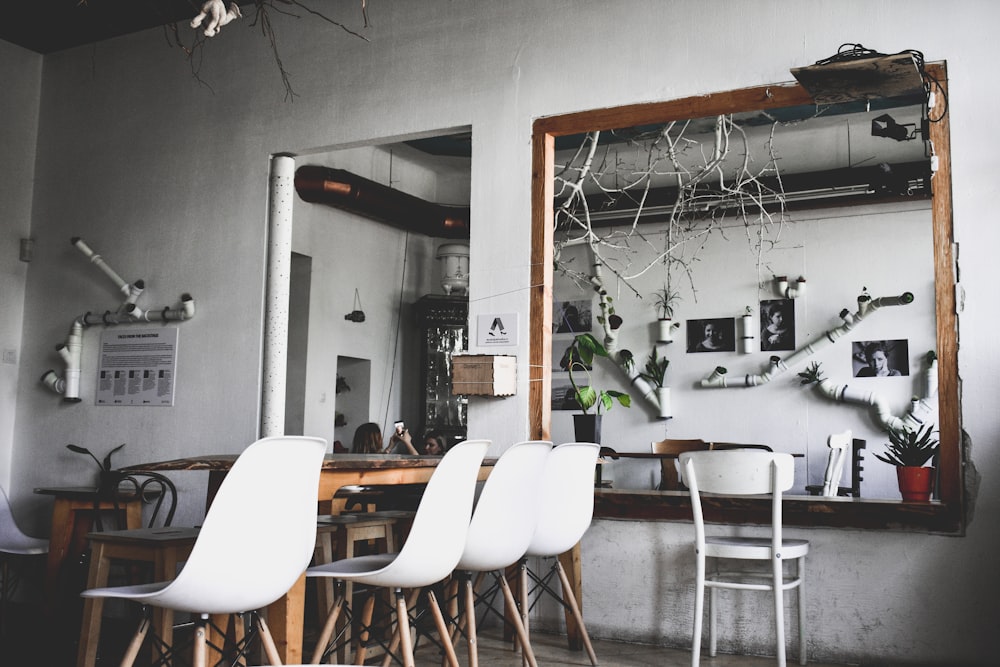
{"left": 261, "top": 154, "right": 295, "bottom": 437}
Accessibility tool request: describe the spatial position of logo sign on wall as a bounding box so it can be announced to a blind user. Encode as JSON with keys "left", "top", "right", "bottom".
{"left": 477, "top": 313, "right": 519, "bottom": 347}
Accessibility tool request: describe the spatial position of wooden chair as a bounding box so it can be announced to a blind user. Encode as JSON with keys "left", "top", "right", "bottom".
{"left": 651, "top": 439, "right": 711, "bottom": 490}
{"left": 806, "top": 435, "right": 865, "bottom": 497}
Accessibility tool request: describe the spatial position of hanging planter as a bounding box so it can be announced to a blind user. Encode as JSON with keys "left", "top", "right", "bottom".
{"left": 639, "top": 347, "right": 672, "bottom": 419}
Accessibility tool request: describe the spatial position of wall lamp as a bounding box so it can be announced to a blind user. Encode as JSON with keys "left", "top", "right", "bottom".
{"left": 871, "top": 113, "right": 917, "bottom": 141}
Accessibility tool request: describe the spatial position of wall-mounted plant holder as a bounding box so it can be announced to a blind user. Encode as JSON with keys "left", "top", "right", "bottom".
{"left": 739, "top": 308, "right": 755, "bottom": 354}
{"left": 775, "top": 275, "right": 807, "bottom": 299}
{"left": 656, "top": 318, "right": 680, "bottom": 343}
{"left": 655, "top": 386, "right": 672, "bottom": 419}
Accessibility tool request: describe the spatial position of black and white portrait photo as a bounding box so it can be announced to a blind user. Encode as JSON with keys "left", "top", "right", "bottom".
{"left": 687, "top": 317, "right": 736, "bottom": 353}
{"left": 852, "top": 339, "right": 910, "bottom": 377}
{"left": 760, "top": 298, "right": 795, "bottom": 351}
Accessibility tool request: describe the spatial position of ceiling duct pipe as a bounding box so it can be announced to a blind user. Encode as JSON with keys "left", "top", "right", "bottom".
{"left": 294, "top": 165, "right": 470, "bottom": 239}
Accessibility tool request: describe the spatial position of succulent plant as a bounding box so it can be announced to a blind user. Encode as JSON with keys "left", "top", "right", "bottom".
{"left": 874, "top": 425, "right": 939, "bottom": 467}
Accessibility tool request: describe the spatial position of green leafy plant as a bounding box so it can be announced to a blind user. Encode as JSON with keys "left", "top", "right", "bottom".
{"left": 66, "top": 443, "right": 125, "bottom": 472}
{"left": 874, "top": 425, "right": 939, "bottom": 467}
{"left": 639, "top": 347, "right": 670, "bottom": 388}
{"left": 563, "top": 333, "right": 631, "bottom": 414}
{"left": 651, "top": 287, "right": 681, "bottom": 320}
{"left": 797, "top": 361, "right": 825, "bottom": 385}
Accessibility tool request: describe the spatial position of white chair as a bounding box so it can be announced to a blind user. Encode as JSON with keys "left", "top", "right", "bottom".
{"left": 1, "top": 486, "right": 49, "bottom": 633}
{"left": 821, "top": 431, "right": 852, "bottom": 497}
{"left": 441, "top": 439, "right": 552, "bottom": 667}
{"left": 80, "top": 435, "right": 327, "bottom": 666}
{"left": 679, "top": 450, "right": 809, "bottom": 667}
{"left": 306, "top": 438, "right": 491, "bottom": 667}
{"left": 522, "top": 441, "right": 601, "bottom": 666}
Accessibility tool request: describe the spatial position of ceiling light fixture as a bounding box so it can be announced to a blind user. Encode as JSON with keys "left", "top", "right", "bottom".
{"left": 871, "top": 114, "right": 917, "bottom": 141}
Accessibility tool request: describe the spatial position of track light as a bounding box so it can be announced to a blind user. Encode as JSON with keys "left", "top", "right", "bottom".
{"left": 871, "top": 114, "right": 916, "bottom": 141}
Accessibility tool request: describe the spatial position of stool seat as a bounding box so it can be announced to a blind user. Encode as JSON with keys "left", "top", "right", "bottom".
{"left": 78, "top": 527, "right": 201, "bottom": 667}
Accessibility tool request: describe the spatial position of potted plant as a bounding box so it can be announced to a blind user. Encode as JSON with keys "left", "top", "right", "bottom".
{"left": 651, "top": 287, "right": 681, "bottom": 343}
{"left": 67, "top": 442, "right": 126, "bottom": 494}
{"left": 873, "top": 424, "right": 939, "bottom": 502}
{"left": 639, "top": 347, "right": 671, "bottom": 419}
{"left": 562, "top": 333, "right": 631, "bottom": 443}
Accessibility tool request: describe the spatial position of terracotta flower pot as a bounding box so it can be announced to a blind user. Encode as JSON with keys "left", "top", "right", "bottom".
{"left": 896, "top": 466, "right": 934, "bottom": 502}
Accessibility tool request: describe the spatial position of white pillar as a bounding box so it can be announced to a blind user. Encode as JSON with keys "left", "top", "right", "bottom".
{"left": 261, "top": 154, "right": 295, "bottom": 437}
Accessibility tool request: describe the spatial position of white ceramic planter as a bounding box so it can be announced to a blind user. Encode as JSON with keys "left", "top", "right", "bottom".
{"left": 656, "top": 319, "right": 678, "bottom": 343}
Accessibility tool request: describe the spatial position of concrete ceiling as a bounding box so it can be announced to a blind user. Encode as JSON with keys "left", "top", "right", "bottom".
{"left": 0, "top": 0, "right": 255, "bottom": 54}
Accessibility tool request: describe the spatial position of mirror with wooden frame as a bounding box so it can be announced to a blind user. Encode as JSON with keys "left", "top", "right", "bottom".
{"left": 528, "top": 61, "right": 962, "bottom": 533}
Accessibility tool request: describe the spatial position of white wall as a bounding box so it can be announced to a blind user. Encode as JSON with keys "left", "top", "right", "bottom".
{"left": 2, "top": 1, "right": 998, "bottom": 663}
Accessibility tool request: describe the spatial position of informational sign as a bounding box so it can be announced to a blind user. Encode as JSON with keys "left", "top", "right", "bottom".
{"left": 96, "top": 328, "right": 178, "bottom": 406}
{"left": 477, "top": 313, "right": 519, "bottom": 347}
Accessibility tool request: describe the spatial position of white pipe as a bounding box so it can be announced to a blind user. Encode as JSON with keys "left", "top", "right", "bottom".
{"left": 739, "top": 311, "right": 755, "bottom": 354}
{"left": 72, "top": 237, "right": 131, "bottom": 296}
{"left": 40, "top": 370, "right": 65, "bottom": 395}
{"left": 700, "top": 291, "right": 913, "bottom": 388}
{"left": 774, "top": 275, "right": 807, "bottom": 299}
{"left": 124, "top": 294, "right": 195, "bottom": 322}
{"left": 121, "top": 279, "right": 145, "bottom": 310}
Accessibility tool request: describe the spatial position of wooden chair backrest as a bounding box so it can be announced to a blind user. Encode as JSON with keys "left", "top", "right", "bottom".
{"left": 651, "top": 439, "right": 711, "bottom": 490}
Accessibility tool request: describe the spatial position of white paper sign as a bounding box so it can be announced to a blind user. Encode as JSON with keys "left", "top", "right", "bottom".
{"left": 477, "top": 313, "right": 519, "bottom": 347}
{"left": 96, "top": 327, "right": 178, "bottom": 406}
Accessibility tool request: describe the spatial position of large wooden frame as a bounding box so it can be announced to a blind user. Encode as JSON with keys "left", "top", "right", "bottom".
{"left": 529, "top": 63, "right": 963, "bottom": 533}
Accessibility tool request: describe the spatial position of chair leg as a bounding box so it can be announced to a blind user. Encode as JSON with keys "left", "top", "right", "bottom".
{"left": 691, "top": 552, "right": 705, "bottom": 667}
{"left": 256, "top": 612, "right": 283, "bottom": 666}
{"left": 427, "top": 588, "right": 460, "bottom": 667}
{"left": 310, "top": 591, "right": 346, "bottom": 664}
{"left": 553, "top": 559, "right": 598, "bottom": 666}
{"left": 192, "top": 614, "right": 209, "bottom": 667}
{"left": 119, "top": 610, "right": 151, "bottom": 667}
{"left": 709, "top": 583, "right": 717, "bottom": 657}
{"left": 394, "top": 589, "right": 415, "bottom": 667}
{"left": 354, "top": 593, "right": 376, "bottom": 665}
{"left": 462, "top": 575, "right": 479, "bottom": 667}
{"left": 773, "top": 557, "right": 786, "bottom": 667}
{"left": 519, "top": 560, "right": 530, "bottom": 667}
{"left": 497, "top": 571, "right": 538, "bottom": 667}
{"left": 797, "top": 558, "right": 807, "bottom": 666}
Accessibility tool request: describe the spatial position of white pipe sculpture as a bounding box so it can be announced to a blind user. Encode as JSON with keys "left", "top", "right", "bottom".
{"left": 698, "top": 289, "right": 934, "bottom": 434}
{"left": 700, "top": 290, "right": 914, "bottom": 389}
{"left": 586, "top": 246, "right": 662, "bottom": 414}
{"left": 739, "top": 308, "right": 755, "bottom": 354}
{"left": 775, "top": 275, "right": 807, "bottom": 299}
{"left": 808, "top": 353, "right": 938, "bottom": 433}
{"left": 41, "top": 238, "right": 195, "bottom": 402}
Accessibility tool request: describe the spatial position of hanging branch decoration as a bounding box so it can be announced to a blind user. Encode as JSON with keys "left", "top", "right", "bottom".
{"left": 158, "top": 0, "right": 371, "bottom": 100}
{"left": 552, "top": 115, "right": 794, "bottom": 415}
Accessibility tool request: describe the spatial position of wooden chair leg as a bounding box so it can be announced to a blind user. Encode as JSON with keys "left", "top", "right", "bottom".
{"left": 256, "top": 612, "right": 282, "bottom": 666}
{"left": 118, "top": 612, "right": 150, "bottom": 667}
{"left": 310, "top": 591, "right": 345, "bottom": 664}
{"left": 394, "top": 590, "right": 415, "bottom": 667}
{"left": 554, "top": 560, "right": 597, "bottom": 666}
{"left": 380, "top": 588, "right": 420, "bottom": 667}
{"left": 427, "top": 588, "right": 460, "bottom": 667}
{"left": 354, "top": 593, "right": 376, "bottom": 665}
{"left": 498, "top": 572, "right": 537, "bottom": 667}
{"left": 192, "top": 614, "right": 208, "bottom": 667}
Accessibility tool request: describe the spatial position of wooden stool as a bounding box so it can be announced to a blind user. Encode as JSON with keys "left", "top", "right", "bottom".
{"left": 77, "top": 527, "right": 200, "bottom": 667}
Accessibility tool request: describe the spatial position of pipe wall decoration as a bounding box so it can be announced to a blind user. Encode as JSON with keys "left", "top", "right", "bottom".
{"left": 40, "top": 237, "right": 195, "bottom": 402}
{"left": 698, "top": 289, "right": 935, "bottom": 434}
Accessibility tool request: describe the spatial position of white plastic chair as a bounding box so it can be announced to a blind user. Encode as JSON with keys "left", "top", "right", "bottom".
{"left": 306, "top": 438, "right": 491, "bottom": 667}
{"left": 439, "top": 439, "right": 552, "bottom": 667}
{"left": 679, "top": 450, "right": 809, "bottom": 667}
{"left": 821, "top": 431, "right": 852, "bottom": 497}
{"left": 522, "top": 441, "right": 601, "bottom": 666}
{"left": 1, "top": 486, "right": 49, "bottom": 633}
{"left": 80, "top": 435, "right": 327, "bottom": 666}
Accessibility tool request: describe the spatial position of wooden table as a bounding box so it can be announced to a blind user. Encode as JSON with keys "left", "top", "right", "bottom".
{"left": 119, "top": 453, "right": 497, "bottom": 664}
{"left": 33, "top": 486, "right": 145, "bottom": 612}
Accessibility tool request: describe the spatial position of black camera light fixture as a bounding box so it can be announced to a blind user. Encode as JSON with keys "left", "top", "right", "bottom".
{"left": 871, "top": 113, "right": 917, "bottom": 141}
